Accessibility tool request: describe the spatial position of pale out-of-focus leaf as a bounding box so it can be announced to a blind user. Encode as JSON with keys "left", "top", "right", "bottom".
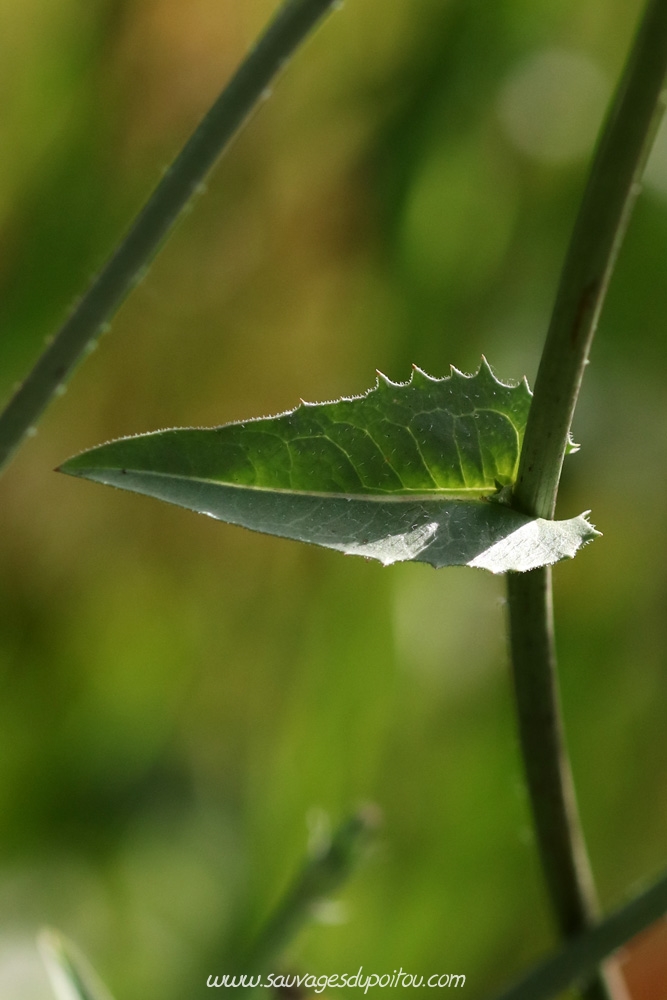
{"left": 38, "top": 930, "right": 115, "bottom": 1000}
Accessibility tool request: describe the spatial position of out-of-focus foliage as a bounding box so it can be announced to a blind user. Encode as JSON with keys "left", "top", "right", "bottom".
{"left": 0, "top": 1, "right": 666, "bottom": 998}
{"left": 39, "top": 929, "right": 115, "bottom": 1000}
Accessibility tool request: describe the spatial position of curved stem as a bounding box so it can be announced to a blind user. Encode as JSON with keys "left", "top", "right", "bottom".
{"left": 507, "top": 1, "right": 667, "bottom": 998}
{"left": 514, "top": 0, "right": 667, "bottom": 520}
{"left": 0, "top": 0, "right": 339, "bottom": 475}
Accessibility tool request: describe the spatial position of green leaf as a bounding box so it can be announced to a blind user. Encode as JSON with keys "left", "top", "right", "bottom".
{"left": 59, "top": 360, "right": 599, "bottom": 574}
{"left": 38, "top": 930, "right": 115, "bottom": 1000}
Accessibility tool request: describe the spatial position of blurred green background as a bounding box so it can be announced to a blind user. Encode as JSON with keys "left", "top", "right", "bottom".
{"left": 1, "top": 0, "right": 666, "bottom": 997}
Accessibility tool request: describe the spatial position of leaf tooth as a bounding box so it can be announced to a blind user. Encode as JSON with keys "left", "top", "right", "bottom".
{"left": 449, "top": 364, "right": 467, "bottom": 380}
{"left": 477, "top": 356, "right": 496, "bottom": 381}
{"left": 375, "top": 370, "right": 396, "bottom": 391}
{"left": 409, "top": 365, "right": 435, "bottom": 387}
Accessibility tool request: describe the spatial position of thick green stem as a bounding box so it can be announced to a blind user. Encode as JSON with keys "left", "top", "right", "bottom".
{"left": 0, "top": 0, "right": 338, "bottom": 475}
{"left": 507, "top": 570, "right": 597, "bottom": 935}
{"left": 507, "top": 1, "right": 667, "bottom": 998}
{"left": 507, "top": 573, "right": 622, "bottom": 1000}
{"left": 514, "top": 0, "right": 667, "bottom": 520}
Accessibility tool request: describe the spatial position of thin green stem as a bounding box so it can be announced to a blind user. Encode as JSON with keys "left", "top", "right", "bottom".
{"left": 0, "top": 0, "right": 339, "bottom": 475}
{"left": 209, "top": 809, "right": 378, "bottom": 996}
{"left": 507, "top": 2, "right": 667, "bottom": 999}
{"left": 490, "top": 869, "right": 667, "bottom": 1000}
{"left": 243, "top": 809, "right": 378, "bottom": 976}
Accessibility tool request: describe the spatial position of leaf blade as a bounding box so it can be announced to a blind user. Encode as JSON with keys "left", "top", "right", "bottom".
{"left": 59, "top": 362, "right": 598, "bottom": 573}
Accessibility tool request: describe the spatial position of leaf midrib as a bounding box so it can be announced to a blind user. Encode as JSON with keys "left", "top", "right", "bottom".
{"left": 83, "top": 468, "right": 494, "bottom": 502}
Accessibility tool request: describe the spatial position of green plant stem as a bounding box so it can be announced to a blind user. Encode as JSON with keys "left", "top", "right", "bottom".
{"left": 514, "top": 0, "right": 667, "bottom": 520}
{"left": 507, "top": 2, "right": 667, "bottom": 999}
{"left": 491, "top": 869, "right": 667, "bottom": 1000}
{"left": 507, "top": 569, "right": 597, "bottom": 935}
{"left": 0, "top": 0, "right": 339, "bottom": 476}
{"left": 507, "top": 573, "right": 620, "bottom": 1000}
{"left": 243, "top": 808, "right": 378, "bottom": 975}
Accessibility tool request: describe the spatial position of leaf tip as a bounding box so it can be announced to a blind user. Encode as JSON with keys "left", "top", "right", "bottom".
{"left": 580, "top": 510, "right": 602, "bottom": 539}
{"left": 56, "top": 456, "right": 84, "bottom": 478}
